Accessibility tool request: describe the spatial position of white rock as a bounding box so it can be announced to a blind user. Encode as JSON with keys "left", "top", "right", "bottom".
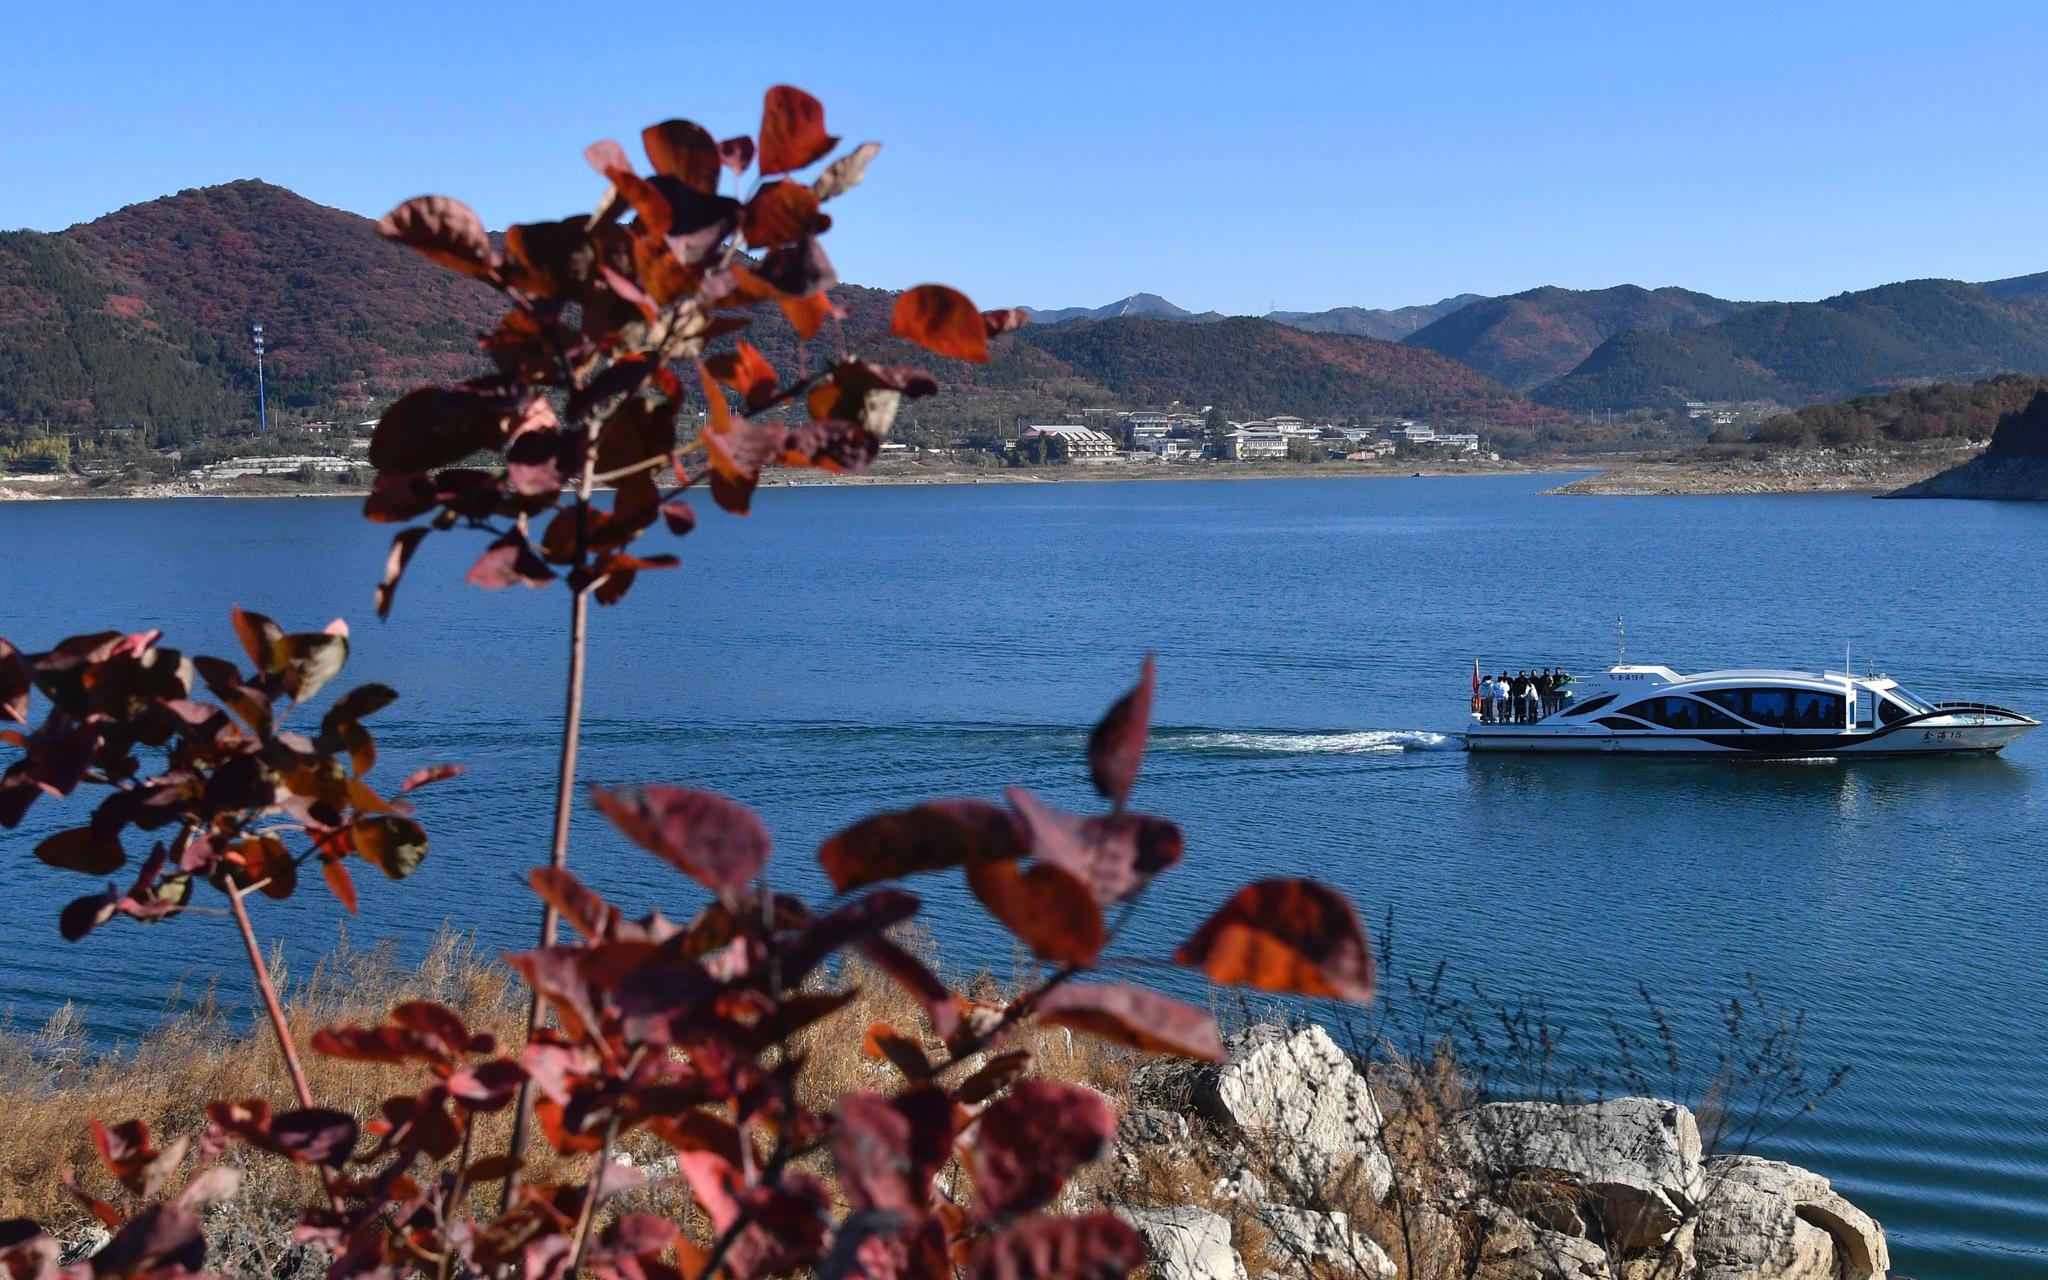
{"left": 1117, "top": 1206, "right": 1248, "bottom": 1280}
{"left": 1255, "top": 1205, "right": 1395, "bottom": 1280}
{"left": 1465, "top": 1198, "right": 1610, "bottom": 1280}
{"left": 1194, "top": 1024, "right": 1394, "bottom": 1203}
{"left": 1451, "top": 1098, "right": 1703, "bottom": 1253}
{"left": 1696, "top": 1154, "right": 1888, "bottom": 1280}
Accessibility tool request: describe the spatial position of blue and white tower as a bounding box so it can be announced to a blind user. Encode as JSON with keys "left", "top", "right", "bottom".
{"left": 252, "top": 324, "right": 267, "bottom": 431}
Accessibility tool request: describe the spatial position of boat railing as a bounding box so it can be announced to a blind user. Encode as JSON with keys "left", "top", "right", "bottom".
{"left": 1932, "top": 700, "right": 2029, "bottom": 719}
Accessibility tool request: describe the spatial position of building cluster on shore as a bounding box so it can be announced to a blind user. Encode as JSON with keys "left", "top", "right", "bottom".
{"left": 1018, "top": 408, "right": 1495, "bottom": 466}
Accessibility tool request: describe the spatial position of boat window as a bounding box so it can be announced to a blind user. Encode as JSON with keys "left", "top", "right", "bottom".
{"left": 1887, "top": 685, "right": 1936, "bottom": 714}
{"left": 1614, "top": 697, "right": 1743, "bottom": 731}
{"left": 1562, "top": 693, "right": 1615, "bottom": 718}
{"left": 1700, "top": 687, "right": 1843, "bottom": 729}
{"left": 1878, "top": 697, "right": 1918, "bottom": 726}
{"left": 1594, "top": 717, "right": 1644, "bottom": 730}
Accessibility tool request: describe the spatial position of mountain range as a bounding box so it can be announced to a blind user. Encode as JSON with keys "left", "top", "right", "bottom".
{"left": 8, "top": 179, "right": 2048, "bottom": 454}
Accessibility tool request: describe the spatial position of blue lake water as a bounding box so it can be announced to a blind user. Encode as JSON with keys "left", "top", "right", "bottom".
{"left": 2, "top": 476, "right": 2045, "bottom": 1278}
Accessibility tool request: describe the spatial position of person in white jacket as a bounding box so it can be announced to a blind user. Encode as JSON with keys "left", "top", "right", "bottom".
{"left": 1480, "top": 675, "right": 1500, "bottom": 723}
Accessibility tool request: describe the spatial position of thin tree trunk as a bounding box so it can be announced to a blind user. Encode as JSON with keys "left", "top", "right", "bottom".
{"left": 503, "top": 447, "right": 600, "bottom": 1206}
{"left": 227, "top": 882, "right": 315, "bottom": 1111}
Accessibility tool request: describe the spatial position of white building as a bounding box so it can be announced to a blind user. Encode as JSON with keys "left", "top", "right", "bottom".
{"left": 1023, "top": 424, "right": 1121, "bottom": 463}
{"left": 1394, "top": 423, "right": 1436, "bottom": 445}
{"left": 1435, "top": 432, "right": 1481, "bottom": 453}
{"left": 1218, "top": 427, "right": 1287, "bottom": 460}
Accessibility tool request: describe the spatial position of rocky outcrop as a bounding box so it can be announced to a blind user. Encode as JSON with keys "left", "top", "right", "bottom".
{"left": 1695, "top": 1155, "right": 1890, "bottom": 1280}
{"left": 1113, "top": 1023, "right": 1888, "bottom": 1280}
{"left": 1117, "top": 1206, "right": 1247, "bottom": 1280}
{"left": 1191, "top": 1023, "right": 1394, "bottom": 1204}
{"left": 1889, "top": 389, "right": 2048, "bottom": 498}
{"left": 1451, "top": 1098, "right": 1704, "bottom": 1253}
{"left": 1254, "top": 1205, "right": 1395, "bottom": 1280}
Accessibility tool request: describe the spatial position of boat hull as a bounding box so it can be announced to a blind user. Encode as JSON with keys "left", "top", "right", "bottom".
{"left": 1464, "top": 721, "right": 2035, "bottom": 756}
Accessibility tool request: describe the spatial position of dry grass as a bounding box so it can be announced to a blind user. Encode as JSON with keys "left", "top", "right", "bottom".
{"left": 0, "top": 927, "right": 1481, "bottom": 1280}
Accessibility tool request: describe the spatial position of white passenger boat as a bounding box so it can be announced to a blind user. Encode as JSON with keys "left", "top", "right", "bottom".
{"left": 1466, "top": 664, "right": 2037, "bottom": 756}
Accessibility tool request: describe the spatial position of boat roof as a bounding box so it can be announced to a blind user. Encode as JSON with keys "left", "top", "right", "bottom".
{"left": 1594, "top": 664, "right": 1899, "bottom": 690}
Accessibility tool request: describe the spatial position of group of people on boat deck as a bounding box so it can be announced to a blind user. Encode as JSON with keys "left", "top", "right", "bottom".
{"left": 1477, "top": 667, "right": 1572, "bottom": 724}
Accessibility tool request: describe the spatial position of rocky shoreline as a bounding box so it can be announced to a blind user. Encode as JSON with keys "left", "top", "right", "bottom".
{"left": 1108, "top": 1023, "right": 1888, "bottom": 1280}
{"left": 1547, "top": 444, "right": 1980, "bottom": 497}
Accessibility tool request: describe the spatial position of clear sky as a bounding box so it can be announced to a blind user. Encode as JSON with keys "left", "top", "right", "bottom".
{"left": 6, "top": 1, "right": 2043, "bottom": 315}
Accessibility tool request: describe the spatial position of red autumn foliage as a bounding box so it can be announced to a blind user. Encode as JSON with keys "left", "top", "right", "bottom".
{"left": 0, "top": 90, "right": 1384, "bottom": 1280}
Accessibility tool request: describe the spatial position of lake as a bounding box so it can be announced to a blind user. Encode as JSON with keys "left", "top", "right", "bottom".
{"left": 2, "top": 476, "right": 2044, "bottom": 1278}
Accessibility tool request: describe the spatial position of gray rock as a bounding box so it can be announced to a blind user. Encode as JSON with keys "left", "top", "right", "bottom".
{"left": 1464, "top": 1198, "right": 1610, "bottom": 1280}
{"left": 1121, "top": 1106, "right": 1194, "bottom": 1151}
{"left": 57, "top": 1224, "right": 110, "bottom": 1265}
{"left": 1117, "top": 1205, "right": 1248, "bottom": 1280}
{"left": 1696, "top": 1154, "right": 1888, "bottom": 1280}
{"left": 1451, "top": 1097, "right": 1703, "bottom": 1254}
{"left": 1194, "top": 1023, "right": 1394, "bottom": 1204}
{"left": 1254, "top": 1205, "right": 1395, "bottom": 1280}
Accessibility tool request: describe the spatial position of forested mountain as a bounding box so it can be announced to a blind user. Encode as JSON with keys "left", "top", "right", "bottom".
{"left": 0, "top": 182, "right": 1559, "bottom": 448}
{"left": 1028, "top": 293, "right": 1483, "bottom": 341}
{"left": 1403, "top": 285, "right": 1758, "bottom": 391}
{"left": 1022, "top": 294, "right": 1224, "bottom": 326}
{"left": 1, "top": 181, "right": 498, "bottom": 440}
{"left": 1750, "top": 373, "right": 2048, "bottom": 447}
{"left": 1534, "top": 280, "right": 2048, "bottom": 411}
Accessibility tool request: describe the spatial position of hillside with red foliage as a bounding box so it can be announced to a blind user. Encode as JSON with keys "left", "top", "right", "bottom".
{"left": 2, "top": 180, "right": 1560, "bottom": 442}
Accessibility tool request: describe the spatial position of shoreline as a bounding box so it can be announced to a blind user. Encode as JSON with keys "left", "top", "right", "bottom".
{"left": 0, "top": 460, "right": 1580, "bottom": 502}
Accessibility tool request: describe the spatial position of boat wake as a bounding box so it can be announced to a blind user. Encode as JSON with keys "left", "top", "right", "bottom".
{"left": 1168, "top": 728, "right": 1462, "bottom": 755}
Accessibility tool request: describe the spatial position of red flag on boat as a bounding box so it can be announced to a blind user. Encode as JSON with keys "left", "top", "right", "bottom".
{"left": 1472, "top": 658, "right": 1480, "bottom": 694}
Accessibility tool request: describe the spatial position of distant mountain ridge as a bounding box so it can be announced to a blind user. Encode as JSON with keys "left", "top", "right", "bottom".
{"left": 1404, "top": 285, "right": 1761, "bottom": 391}
{"left": 1533, "top": 278, "right": 2048, "bottom": 410}
{"left": 1025, "top": 293, "right": 1484, "bottom": 342}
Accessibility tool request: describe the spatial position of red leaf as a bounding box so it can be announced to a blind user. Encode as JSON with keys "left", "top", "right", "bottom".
{"left": 60, "top": 890, "right": 119, "bottom": 940}
{"left": 861, "top": 934, "right": 960, "bottom": 1042}
{"left": 643, "top": 120, "right": 722, "bottom": 195}
{"left": 758, "top": 86, "right": 838, "bottom": 175}
{"left": 861, "top": 1023, "right": 932, "bottom": 1080}
{"left": 369, "top": 383, "right": 516, "bottom": 473}
{"left": 584, "top": 139, "right": 631, "bottom": 176}
{"left": 967, "top": 858, "right": 1104, "bottom": 966}
{"left": 741, "top": 181, "right": 830, "bottom": 249}
{"left": 1088, "top": 656, "right": 1154, "bottom": 809}
{"left": 892, "top": 285, "right": 990, "bottom": 363}
{"left": 703, "top": 342, "right": 778, "bottom": 413}
{"left": 1034, "top": 983, "right": 1223, "bottom": 1060}
{"left": 36, "top": 826, "right": 124, "bottom": 876}
{"left": 320, "top": 855, "right": 359, "bottom": 913}
{"left": 779, "top": 291, "right": 836, "bottom": 341}
{"left": 811, "top": 141, "right": 881, "bottom": 201}
{"left": 528, "top": 867, "right": 623, "bottom": 942}
{"left": 1006, "top": 788, "right": 1182, "bottom": 905}
{"left": 819, "top": 799, "right": 1026, "bottom": 893}
{"left": 833, "top": 1088, "right": 954, "bottom": 1214}
{"left": 0, "top": 637, "right": 30, "bottom": 724}
{"left": 717, "top": 135, "right": 755, "bottom": 174}
{"left": 969, "top": 1214, "right": 1146, "bottom": 1280}
{"left": 467, "top": 534, "right": 556, "bottom": 591}
{"left": 375, "top": 528, "right": 429, "bottom": 620}
{"left": 982, "top": 308, "right": 1030, "bottom": 338}
{"left": 377, "top": 196, "right": 496, "bottom": 280}
{"left": 661, "top": 501, "right": 697, "bottom": 537}
{"left": 398, "top": 763, "right": 463, "bottom": 793}
{"left": 957, "top": 1049, "right": 1032, "bottom": 1104}
{"left": 969, "top": 1082, "right": 1115, "bottom": 1219}
{"left": 1175, "top": 878, "right": 1375, "bottom": 1002}
{"left": 737, "top": 237, "right": 837, "bottom": 300}
{"left": 589, "top": 785, "right": 770, "bottom": 897}
{"left": 268, "top": 1108, "right": 359, "bottom": 1166}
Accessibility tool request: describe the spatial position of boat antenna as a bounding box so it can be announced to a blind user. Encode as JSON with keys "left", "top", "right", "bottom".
{"left": 1615, "top": 615, "right": 1625, "bottom": 666}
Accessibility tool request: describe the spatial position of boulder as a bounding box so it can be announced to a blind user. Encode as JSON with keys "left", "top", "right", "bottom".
{"left": 1193, "top": 1024, "right": 1394, "bottom": 1204}
{"left": 1695, "top": 1155, "right": 1888, "bottom": 1280}
{"left": 1254, "top": 1205, "right": 1395, "bottom": 1280}
{"left": 1117, "top": 1206, "right": 1247, "bottom": 1280}
{"left": 1464, "top": 1198, "right": 1610, "bottom": 1280}
{"left": 1450, "top": 1098, "right": 1703, "bottom": 1254}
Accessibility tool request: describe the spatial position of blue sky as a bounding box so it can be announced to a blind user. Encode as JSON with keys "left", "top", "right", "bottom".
{"left": 6, "top": 1, "right": 2043, "bottom": 314}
